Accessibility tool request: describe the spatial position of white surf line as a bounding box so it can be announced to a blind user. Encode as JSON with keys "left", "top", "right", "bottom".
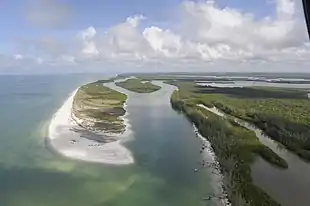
{"left": 47, "top": 87, "right": 134, "bottom": 165}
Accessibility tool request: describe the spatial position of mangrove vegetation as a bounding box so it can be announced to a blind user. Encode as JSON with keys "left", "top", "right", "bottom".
{"left": 166, "top": 79, "right": 310, "bottom": 161}
{"left": 116, "top": 78, "right": 161, "bottom": 93}
{"left": 170, "top": 89, "right": 286, "bottom": 206}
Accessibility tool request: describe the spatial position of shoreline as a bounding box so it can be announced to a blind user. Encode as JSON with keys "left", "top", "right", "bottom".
{"left": 47, "top": 86, "right": 134, "bottom": 165}
{"left": 193, "top": 125, "right": 230, "bottom": 206}
{"left": 167, "top": 82, "right": 229, "bottom": 205}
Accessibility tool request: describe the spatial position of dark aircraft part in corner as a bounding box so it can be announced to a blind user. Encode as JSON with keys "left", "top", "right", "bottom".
{"left": 303, "top": 0, "right": 310, "bottom": 39}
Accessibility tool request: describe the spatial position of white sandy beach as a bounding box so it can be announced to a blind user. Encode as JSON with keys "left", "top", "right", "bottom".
{"left": 48, "top": 88, "right": 134, "bottom": 165}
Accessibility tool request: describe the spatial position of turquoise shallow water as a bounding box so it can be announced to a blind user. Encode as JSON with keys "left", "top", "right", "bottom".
{"left": 0, "top": 75, "right": 219, "bottom": 206}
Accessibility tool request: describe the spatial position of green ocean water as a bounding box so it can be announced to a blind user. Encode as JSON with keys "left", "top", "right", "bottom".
{"left": 0, "top": 74, "right": 218, "bottom": 206}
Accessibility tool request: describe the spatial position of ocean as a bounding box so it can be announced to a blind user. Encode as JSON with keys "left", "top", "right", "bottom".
{"left": 0, "top": 74, "right": 219, "bottom": 206}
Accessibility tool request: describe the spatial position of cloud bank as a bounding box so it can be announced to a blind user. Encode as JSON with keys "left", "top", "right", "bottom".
{"left": 6, "top": 0, "right": 310, "bottom": 73}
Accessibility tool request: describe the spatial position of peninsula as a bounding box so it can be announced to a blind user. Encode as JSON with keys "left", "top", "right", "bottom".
{"left": 48, "top": 79, "right": 134, "bottom": 165}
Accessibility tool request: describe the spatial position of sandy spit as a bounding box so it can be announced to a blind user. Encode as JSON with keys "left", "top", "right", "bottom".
{"left": 47, "top": 88, "right": 134, "bottom": 165}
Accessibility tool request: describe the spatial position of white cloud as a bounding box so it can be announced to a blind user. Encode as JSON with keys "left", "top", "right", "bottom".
{"left": 75, "top": 0, "right": 308, "bottom": 65}
{"left": 79, "top": 27, "right": 97, "bottom": 40}
{"left": 180, "top": 0, "right": 306, "bottom": 51}
{"left": 84, "top": 15, "right": 152, "bottom": 61}
{"left": 78, "top": 27, "right": 99, "bottom": 57}
{"left": 126, "top": 15, "right": 146, "bottom": 27}
{"left": 5, "top": 0, "right": 310, "bottom": 73}
{"left": 143, "top": 27, "right": 182, "bottom": 57}
{"left": 14, "top": 54, "right": 23, "bottom": 60}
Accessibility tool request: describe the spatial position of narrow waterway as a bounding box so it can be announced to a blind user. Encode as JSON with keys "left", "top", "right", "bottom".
{"left": 0, "top": 75, "right": 225, "bottom": 206}
{"left": 101, "top": 81, "right": 225, "bottom": 206}
{"left": 198, "top": 105, "right": 310, "bottom": 206}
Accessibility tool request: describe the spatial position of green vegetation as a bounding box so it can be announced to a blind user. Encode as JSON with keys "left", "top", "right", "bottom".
{"left": 120, "top": 72, "right": 310, "bottom": 84}
{"left": 120, "top": 72, "right": 310, "bottom": 80}
{"left": 165, "top": 79, "right": 310, "bottom": 161}
{"left": 72, "top": 75, "right": 310, "bottom": 204}
{"left": 116, "top": 78, "right": 161, "bottom": 93}
{"left": 194, "top": 85, "right": 308, "bottom": 99}
{"left": 170, "top": 89, "right": 285, "bottom": 206}
{"left": 72, "top": 80, "right": 127, "bottom": 136}
{"left": 192, "top": 88, "right": 310, "bottom": 161}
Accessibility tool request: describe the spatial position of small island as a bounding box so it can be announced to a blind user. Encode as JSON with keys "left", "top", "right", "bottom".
{"left": 115, "top": 78, "right": 161, "bottom": 93}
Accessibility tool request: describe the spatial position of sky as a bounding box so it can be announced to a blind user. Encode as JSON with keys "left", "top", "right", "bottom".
{"left": 0, "top": 0, "right": 309, "bottom": 74}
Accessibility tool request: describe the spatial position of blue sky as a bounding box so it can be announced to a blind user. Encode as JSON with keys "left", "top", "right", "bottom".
{"left": 0, "top": 0, "right": 273, "bottom": 40}
{"left": 0, "top": 0, "right": 308, "bottom": 73}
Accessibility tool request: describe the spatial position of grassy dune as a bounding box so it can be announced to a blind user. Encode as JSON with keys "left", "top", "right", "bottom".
{"left": 116, "top": 79, "right": 161, "bottom": 93}
{"left": 72, "top": 80, "right": 127, "bottom": 135}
